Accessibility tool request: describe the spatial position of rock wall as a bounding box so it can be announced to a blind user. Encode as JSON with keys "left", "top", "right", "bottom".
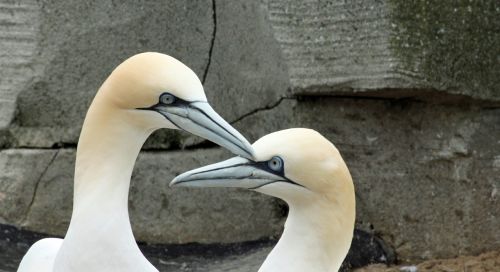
{"left": 0, "top": 0, "right": 498, "bottom": 263}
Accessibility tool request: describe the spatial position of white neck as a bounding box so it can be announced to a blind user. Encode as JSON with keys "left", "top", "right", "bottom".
{"left": 54, "top": 99, "right": 157, "bottom": 272}
{"left": 259, "top": 196, "right": 355, "bottom": 272}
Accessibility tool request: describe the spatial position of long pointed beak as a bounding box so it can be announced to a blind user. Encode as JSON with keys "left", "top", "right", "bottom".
{"left": 156, "top": 101, "right": 255, "bottom": 159}
{"left": 170, "top": 156, "right": 292, "bottom": 189}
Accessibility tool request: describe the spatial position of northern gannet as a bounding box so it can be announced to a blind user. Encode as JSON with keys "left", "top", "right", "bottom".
{"left": 171, "top": 128, "right": 356, "bottom": 272}
{"left": 17, "top": 52, "right": 255, "bottom": 272}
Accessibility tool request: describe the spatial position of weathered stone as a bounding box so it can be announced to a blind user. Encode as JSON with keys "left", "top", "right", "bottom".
{"left": 16, "top": 149, "right": 73, "bottom": 231}
{"left": 388, "top": 0, "right": 500, "bottom": 101}
{"left": 1, "top": 0, "right": 499, "bottom": 265}
{"left": 263, "top": 0, "right": 500, "bottom": 100}
{"left": 265, "top": 0, "right": 400, "bottom": 93}
{"left": 203, "top": 0, "right": 290, "bottom": 119}
{"left": 233, "top": 97, "right": 500, "bottom": 262}
{"left": 0, "top": 148, "right": 282, "bottom": 244}
{"left": 149, "top": 0, "right": 292, "bottom": 148}
{"left": 0, "top": 0, "right": 292, "bottom": 150}
{"left": 0, "top": 1, "right": 41, "bottom": 129}
{"left": 3, "top": 0, "right": 214, "bottom": 148}
{"left": 0, "top": 149, "right": 57, "bottom": 225}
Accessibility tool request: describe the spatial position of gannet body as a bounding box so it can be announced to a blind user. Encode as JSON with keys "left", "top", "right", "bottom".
{"left": 171, "top": 128, "right": 356, "bottom": 272}
{"left": 17, "top": 52, "right": 254, "bottom": 272}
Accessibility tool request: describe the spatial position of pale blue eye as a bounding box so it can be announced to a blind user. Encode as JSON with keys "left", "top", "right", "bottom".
{"left": 268, "top": 156, "right": 283, "bottom": 172}
{"left": 160, "top": 93, "right": 176, "bottom": 105}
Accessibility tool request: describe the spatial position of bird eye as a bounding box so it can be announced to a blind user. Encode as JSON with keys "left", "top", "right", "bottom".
{"left": 160, "top": 93, "right": 176, "bottom": 105}
{"left": 268, "top": 156, "right": 283, "bottom": 172}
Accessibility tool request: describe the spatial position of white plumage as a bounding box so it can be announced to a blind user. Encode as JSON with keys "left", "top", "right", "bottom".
{"left": 172, "top": 128, "right": 356, "bottom": 272}
{"left": 18, "top": 52, "right": 254, "bottom": 272}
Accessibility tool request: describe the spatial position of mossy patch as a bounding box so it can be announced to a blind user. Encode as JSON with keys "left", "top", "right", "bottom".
{"left": 388, "top": 0, "right": 499, "bottom": 100}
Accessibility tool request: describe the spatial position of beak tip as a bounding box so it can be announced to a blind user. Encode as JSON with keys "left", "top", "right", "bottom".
{"left": 170, "top": 171, "right": 194, "bottom": 188}
{"left": 169, "top": 177, "right": 182, "bottom": 188}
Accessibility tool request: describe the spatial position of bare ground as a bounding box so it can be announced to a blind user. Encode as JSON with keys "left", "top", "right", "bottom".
{"left": 355, "top": 250, "right": 500, "bottom": 272}
{"left": 2, "top": 224, "right": 498, "bottom": 271}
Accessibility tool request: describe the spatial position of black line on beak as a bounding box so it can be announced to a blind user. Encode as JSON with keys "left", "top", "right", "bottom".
{"left": 186, "top": 104, "right": 253, "bottom": 158}
{"left": 188, "top": 103, "right": 241, "bottom": 142}
{"left": 138, "top": 101, "right": 252, "bottom": 159}
{"left": 178, "top": 160, "right": 306, "bottom": 189}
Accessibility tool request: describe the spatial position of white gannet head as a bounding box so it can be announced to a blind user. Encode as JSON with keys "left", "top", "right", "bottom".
{"left": 170, "top": 128, "right": 354, "bottom": 208}
{"left": 93, "top": 52, "right": 254, "bottom": 159}
{"left": 170, "top": 128, "right": 356, "bottom": 271}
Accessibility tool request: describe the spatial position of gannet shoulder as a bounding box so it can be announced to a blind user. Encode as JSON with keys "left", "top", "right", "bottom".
{"left": 18, "top": 238, "right": 63, "bottom": 272}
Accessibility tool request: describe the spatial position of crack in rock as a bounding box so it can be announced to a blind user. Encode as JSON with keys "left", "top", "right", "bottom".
{"left": 202, "top": 0, "right": 217, "bottom": 84}
{"left": 230, "top": 96, "right": 294, "bottom": 124}
{"left": 21, "top": 149, "right": 59, "bottom": 226}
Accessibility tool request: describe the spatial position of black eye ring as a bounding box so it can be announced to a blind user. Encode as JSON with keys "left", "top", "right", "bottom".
{"left": 268, "top": 156, "right": 283, "bottom": 172}
{"left": 160, "top": 93, "right": 176, "bottom": 105}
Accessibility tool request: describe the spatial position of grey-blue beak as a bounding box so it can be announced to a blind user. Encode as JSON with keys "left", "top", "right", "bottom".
{"left": 155, "top": 101, "right": 255, "bottom": 160}
{"left": 170, "top": 156, "right": 303, "bottom": 189}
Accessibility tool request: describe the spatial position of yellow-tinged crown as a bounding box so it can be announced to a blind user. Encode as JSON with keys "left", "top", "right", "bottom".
{"left": 252, "top": 128, "right": 354, "bottom": 203}
{"left": 97, "top": 52, "right": 206, "bottom": 110}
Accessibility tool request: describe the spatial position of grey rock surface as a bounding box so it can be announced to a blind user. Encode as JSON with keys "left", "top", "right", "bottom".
{"left": 264, "top": 0, "right": 499, "bottom": 100}
{"left": 387, "top": 0, "right": 499, "bottom": 101}
{"left": 5, "top": 0, "right": 214, "bottom": 148}
{"left": 0, "top": 149, "right": 57, "bottom": 225}
{"left": 0, "top": 0, "right": 499, "bottom": 264}
{"left": 233, "top": 97, "right": 500, "bottom": 262}
{"left": 0, "top": 1, "right": 41, "bottom": 129}
{"left": 161, "top": 0, "right": 292, "bottom": 148}
{"left": 203, "top": 0, "right": 290, "bottom": 119}
{"left": 265, "top": 0, "right": 401, "bottom": 93}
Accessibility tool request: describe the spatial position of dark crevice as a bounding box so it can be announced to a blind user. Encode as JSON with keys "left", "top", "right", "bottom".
{"left": 21, "top": 149, "right": 59, "bottom": 225}
{"left": 141, "top": 140, "right": 218, "bottom": 152}
{"left": 202, "top": 0, "right": 217, "bottom": 84}
{"left": 292, "top": 87, "right": 500, "bottom": 108}
{"left": 183, "top": 139, "right": 218, "bottom": 150}
{"left": 140, "top": 146, "right": 184, "bottom": 153}
{"left": 482, "top": 106, "right": 500, "bottom": 110}
{"left": 341, "top": 229, "right": 396, "bottom": 271}
{"left": 138, "top": 238, "right": 274, "bottom": 260}
{"left": 9, "top": 146, "right": 60, "bottom": 150}
{"left": 6, "top": 143, "right": 221, "bottom": 153}
{"left": 51, "top": 142, "right": 77, "bottom": 149}
{"left": 7, "top": 146, "right": 74, "bottom": 151}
